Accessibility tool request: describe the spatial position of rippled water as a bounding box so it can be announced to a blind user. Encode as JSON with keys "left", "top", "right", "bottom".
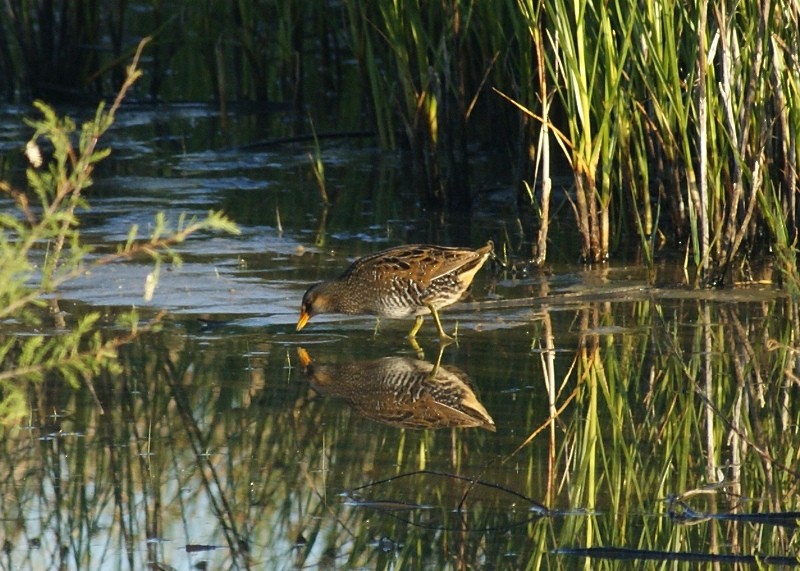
{"left": 1, "top": 104, "right": 798, "bottom": 570}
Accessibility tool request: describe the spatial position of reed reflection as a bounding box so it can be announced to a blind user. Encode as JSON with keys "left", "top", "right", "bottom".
{"left": 297, "top": 348, "right": 495, "bottom": 431}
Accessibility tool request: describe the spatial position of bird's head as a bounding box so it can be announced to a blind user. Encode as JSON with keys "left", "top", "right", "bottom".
{"left": 296, "top": 282, "right": 339, "bottom": 331}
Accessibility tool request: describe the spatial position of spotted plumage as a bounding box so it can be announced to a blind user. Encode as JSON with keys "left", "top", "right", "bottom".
{"left": 297, "top": 348, "right": 495, "bottom": 430}
{"left": 296, "top": 241, "right": 493, "bottom": 339}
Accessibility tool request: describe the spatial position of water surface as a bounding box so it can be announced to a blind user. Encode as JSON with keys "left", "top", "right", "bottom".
{"left": 1, "top": 104, "right": 798, "bottom": 570}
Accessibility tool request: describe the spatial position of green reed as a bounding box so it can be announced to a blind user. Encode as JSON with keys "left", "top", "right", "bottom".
{"left": 515, "top": 0, "right": 553, "bottom": 264}
{"left": 343, "top": 0, "right": 517, "bottom": 212}
{"left": 527, "top": 296, "right": 800, "bottom": 568}
{"left": 541, "top": 0, "right": 634, "bottom": 263}
{"left": 343, "top": 0, "right": 448, "bottom": 209}
{"left": 507, "top": 0, "right": 800, "bottom": 282}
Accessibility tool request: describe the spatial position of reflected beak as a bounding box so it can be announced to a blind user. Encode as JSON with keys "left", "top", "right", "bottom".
{"left": 296, "top": 347, "right": 312, "bottom": 367}
{"left": 296, "top": 310, "right": 310, "bottom": 331}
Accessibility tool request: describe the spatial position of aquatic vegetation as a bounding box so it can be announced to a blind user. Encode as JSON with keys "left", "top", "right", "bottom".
{"left": 1, "top": 1, "right": 797, "bottom": 281}
{"left": 513, "top": 0, "right": 800, "bottom": 284}
{"left": 0, "top": 39, "right": 238, "bottom": 424}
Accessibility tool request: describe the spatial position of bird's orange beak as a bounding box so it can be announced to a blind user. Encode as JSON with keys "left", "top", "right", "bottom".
{"left": 296, "top": 310, "right": 310, "bottom": 331}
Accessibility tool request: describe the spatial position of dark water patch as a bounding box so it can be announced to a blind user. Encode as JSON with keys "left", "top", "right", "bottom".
{"left": 556, "top": 547, "right": 800, "bottom": 567}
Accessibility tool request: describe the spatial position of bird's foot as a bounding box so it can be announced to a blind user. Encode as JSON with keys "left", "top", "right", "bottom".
{"left": 407, "top": 336, "right": 425, "bottom": 360}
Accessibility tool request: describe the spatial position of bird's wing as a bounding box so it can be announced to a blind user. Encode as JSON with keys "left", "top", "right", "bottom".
{"left": 343, "top": 244, "right": 488, "bottom": 287}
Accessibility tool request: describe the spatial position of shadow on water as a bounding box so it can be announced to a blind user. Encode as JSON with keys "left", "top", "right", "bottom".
{"left": 1, "top": 105, "right": 800, "bottom": 569}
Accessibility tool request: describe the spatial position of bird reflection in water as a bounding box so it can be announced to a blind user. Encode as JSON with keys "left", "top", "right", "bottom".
{"left": 297, "top": 348, "right": 495, "bottom": 431}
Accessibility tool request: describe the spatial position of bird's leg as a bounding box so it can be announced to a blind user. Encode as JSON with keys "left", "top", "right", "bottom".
{"left": 427, "top": 304, "right": 454, "bottom": 341}
{"left": 373, "top": 317, "right": 381, "bottom": 337}
{"left": 407, "top": 336, "right": 425, "bottom": 360}
{"left": 429, "top": 342, "right": 448, "bottom": 377}
{"left": 408, "top": 315, "right": 425, "bottom": 338}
